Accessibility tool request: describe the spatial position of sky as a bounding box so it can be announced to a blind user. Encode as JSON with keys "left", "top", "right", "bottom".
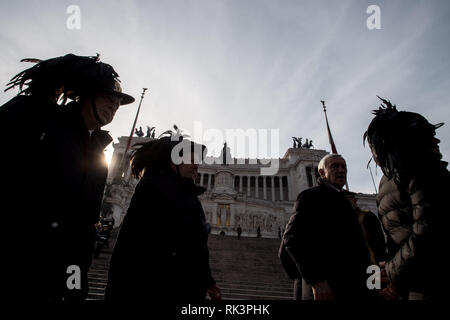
{"left": 1, "top": 0, "right": 449, "bottom": 194}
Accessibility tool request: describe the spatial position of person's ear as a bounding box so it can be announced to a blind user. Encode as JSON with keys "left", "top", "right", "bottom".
{"left": 318, "top": 168, "right": 326, "bottom": 178}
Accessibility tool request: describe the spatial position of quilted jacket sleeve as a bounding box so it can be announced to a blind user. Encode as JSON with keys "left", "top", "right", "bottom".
{"left": 385, "top": 178, "right": 433, "bottom": 291}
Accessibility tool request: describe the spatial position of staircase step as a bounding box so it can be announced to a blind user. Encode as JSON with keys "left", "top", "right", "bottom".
{"left": 87, "top": 232, "right": 293, "bottom": 300}
{"left": 220, "top": 287, "right": 291, "bottom": 296}
{"left": 221, "top": 292, "right": 292, "bottom": 300}
{"left": 215, "top": 279, "right": 292, "bottom": 288}
{"left": 217, "top": 284, "right": 292, "bottom": 293}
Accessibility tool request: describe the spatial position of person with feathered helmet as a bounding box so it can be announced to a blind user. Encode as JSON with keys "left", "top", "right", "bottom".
{"left": 105, "top": 129, "right": 221, "bottom": 302}
{"left": 364, "top": 96, "right": 450, "bottom": 300}
{"left": 0, "top": 53, "right": 134, "bottom": 300}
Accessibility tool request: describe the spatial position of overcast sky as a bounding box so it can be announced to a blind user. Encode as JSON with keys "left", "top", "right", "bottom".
{"left": 1, "top": 0, "right": 449, "bottom": 194}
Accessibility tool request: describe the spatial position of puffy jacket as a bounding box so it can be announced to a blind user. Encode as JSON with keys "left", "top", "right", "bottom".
{"left": 377, "top": 161, "right": 450, "bottom": 297}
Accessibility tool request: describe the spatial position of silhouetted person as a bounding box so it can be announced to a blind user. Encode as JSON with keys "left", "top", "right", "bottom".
{"left": 364, "top": 97, "right": 450, "bottom": 300}
{"left": 0, "top": 53, "right": 134, "bottom": 301}
{"left": 105, "top": 135, "right": 221, "bottom": 302}
{"left": 94, "top": 220, "right": 113, "bottom": 258}
{"left": 281, "top": 154, "right": 374, "bottom": 300}
{"left": 237, "top": 225, "right": 242, "bottom": 239}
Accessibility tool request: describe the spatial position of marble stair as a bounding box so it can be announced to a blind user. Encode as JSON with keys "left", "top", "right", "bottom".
{"left": 87, "top": 233, "right": 293, "bottom": 300}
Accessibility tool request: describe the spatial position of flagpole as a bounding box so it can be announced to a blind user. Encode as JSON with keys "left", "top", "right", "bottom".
{"left": 320, "top": 100, "right": 337, "bottom": 154}
{"left": 320, "top": 100, "right": 349, "bottom": 190}
{"left": 367, "top": 159, "right": 378, "bottom": 194}
{"left": 368, "top": 165, "right": 378, "bottom": 194}
{"left": 119, "top": 88, "right": 148, "bottom": 178}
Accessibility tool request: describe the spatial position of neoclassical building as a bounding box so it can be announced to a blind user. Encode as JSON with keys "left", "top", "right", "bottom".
{"left": 102, "top": 136, "right": 377, "bottom": 239}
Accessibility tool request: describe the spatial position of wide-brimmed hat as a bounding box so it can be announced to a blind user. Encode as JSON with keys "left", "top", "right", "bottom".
{"left": 66, "top": 57, "right": 135, "bottom": 105}
{"left": 5, "top": 53, "right": 135, "bottom": 105}
{"left": 97, "top": 78, "right": 135, "bottom": 105}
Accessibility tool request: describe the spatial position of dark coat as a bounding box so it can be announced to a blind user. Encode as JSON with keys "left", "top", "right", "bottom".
{"left": 0, "top": 96, "right": 111, "bottom": 300}
{"left": 377, "top": 161, "right": 450, "bottom": 298}
{"left": 282, "top": 179, "right": 373, "bottom": 299}
{"left": 105, "top": 170, "right": 215, "bottom": 302}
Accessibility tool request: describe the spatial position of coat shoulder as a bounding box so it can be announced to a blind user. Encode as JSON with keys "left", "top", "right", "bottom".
{"left": 296, "top": 186, "right": 322, "bottom": 201}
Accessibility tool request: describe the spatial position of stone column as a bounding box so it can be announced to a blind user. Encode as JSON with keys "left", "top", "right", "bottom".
{"left": 247, "top": 176, "right": 251, "bottom": 196}
{"left": 279, "top": 176, "right": 284, "bottom": 201}
{"left": 207, "top": 173, "right": 211, "bottom": 190}
{"left": 263, "top": 177, "right": 267, "bottom": 199}
{"left": 125, "top": 163, "right": 132, "bottom": 182}
{"left": 200, "top": 173, "right": 204, "bottom": 186}
{"left": 239, "top": 175, "right": 243, "bottom": 193}
{"left": 271, "top": 176, "right": 275, "bottom": 201}
{"left": 255, "top": 176, "right": 259, "bottom": 198}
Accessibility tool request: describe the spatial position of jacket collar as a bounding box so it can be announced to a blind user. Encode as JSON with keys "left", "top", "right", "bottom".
{"left": 91, "top": 129, "right": 113, "bottom": 150}
{"left": 169, "top": 169, "right": 206, "bottom": 196}
{"left": 318, "top": 178, "right": 344, "bottom": 193}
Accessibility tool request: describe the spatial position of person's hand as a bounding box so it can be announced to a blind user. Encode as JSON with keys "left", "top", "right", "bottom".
{"left": 312, "top": 281, "right": 334, "bottom": 300}
{"left": 379, "top": 283, "right": 400, "bottom": 301}
{"left": 378, "top": 261, "right": 390, "bottom": 285}
{"left": 378, "top": 261, "right": 400, "bottom": 300}
{"left": 207, "top": 285, "right": 222, "bottom": 300}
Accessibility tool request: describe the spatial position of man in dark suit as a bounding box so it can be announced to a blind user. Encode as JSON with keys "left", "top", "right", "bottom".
{"left": 281, "top": 154, "right": 374, "bottom": 300}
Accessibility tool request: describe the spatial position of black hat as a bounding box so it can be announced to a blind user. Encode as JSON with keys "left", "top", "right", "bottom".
{"left": 100, "top": 79, "right": 135, "bottom": 105}
{"left": 364, "top": 96, "right": 444, "bottom": 148}
{"left": 130, "top": 135, "right": 207, "bottom": 179}
{"left": 364, "top": 96, "right": 444, "bottom": 182}
{"left": 66, "top": 59, "right": 135, "bottom": 105}
{"left": 5, "top": 53, "right": 135, "bottom": 105}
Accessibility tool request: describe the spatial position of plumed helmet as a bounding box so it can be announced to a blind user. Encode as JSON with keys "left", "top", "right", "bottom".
{"left": 5, "top": 53, "right": 134, "bottom": 105}
{"left": 364, "top": 96, "right": 444, "bottom": 182}
{"left": 130, "top": 134, "right": 207, "bottom": 179}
